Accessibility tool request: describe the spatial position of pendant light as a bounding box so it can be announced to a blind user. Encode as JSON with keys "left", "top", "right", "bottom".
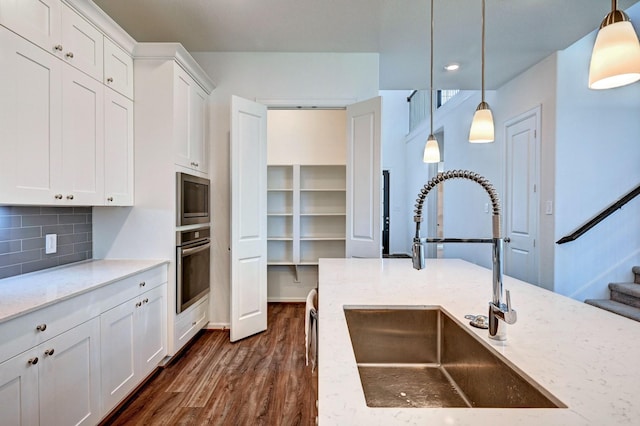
{"left": 423, "top": 0, "right": 441, "bottom": 163}
{"left": 468, "top": 0, "right": 494, "bottom": 143}
{"left": 589, "top": 0, "right": 640, "bottom": 90}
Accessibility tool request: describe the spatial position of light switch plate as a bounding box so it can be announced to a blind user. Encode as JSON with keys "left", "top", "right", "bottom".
{"left": 545, "top": 201, "right": 553, "bottom": 215}
{"left": 45, "top": 234, "right": 57, "bottom": 254}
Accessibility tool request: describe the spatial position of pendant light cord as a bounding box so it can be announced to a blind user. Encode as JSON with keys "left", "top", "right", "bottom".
{"left": 481, "top": 0, "right": 485, "bottom": 103}
{"left": 429, "top": 0, "right": 434, "bottom": 135}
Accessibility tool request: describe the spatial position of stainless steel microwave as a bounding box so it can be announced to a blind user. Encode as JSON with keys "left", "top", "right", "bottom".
{"left": 177, "top": 172, "right": 210, "bottom": 226}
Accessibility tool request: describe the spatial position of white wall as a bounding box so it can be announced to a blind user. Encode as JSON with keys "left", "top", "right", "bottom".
{"left": 554, "top": 17, "right": 640, "bottom": 300}
{"left": 402, "top": 54, "right": 559, "bottom": 289}
{"left": 191, "top": 52, "right": 379, "bottom": 326}
{"left": 379, "top": 90, "right": 411, "bottom": 255}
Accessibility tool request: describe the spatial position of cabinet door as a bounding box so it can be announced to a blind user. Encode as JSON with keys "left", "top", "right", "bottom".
{"left": 60, "top": 3, "right": 103, "bottom": 81}
{"left": 137, "top": 284, "right": 167, "bottom": 378}
{"left": 39, "top": 318, "right": 101, "bottom": 426}
{"left": 104, "top": 89, "right": 134, "bottom": 205}
{"left": 104, "top": 37, "right": 133, "bottom": 99}
{"left": 100, "top": 298, "right": 137, "bottom": 413}
{"left": 173, "top": 65, "right": 192, "bottom": 169}
{"left": 0, "top": 27, "right": 63, "bottom": 205}
{"left": 189, "top": 84, "right": 208, "bottom": 173}
{"left": 0, "top": 350, "right": 39, "bottom": 426}
{"left": 61, "top": 65, "right": 105, "bottom": 205}
{"left": 0, "top": 0, "right": 62, "bottom": 54}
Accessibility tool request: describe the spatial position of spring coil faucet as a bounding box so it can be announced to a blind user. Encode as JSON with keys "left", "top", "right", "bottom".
{"left": 412, "top": 170, "right": 517, "bottom": 340}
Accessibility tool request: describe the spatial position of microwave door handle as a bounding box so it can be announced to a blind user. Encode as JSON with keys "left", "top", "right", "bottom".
{"left": 182, "top": 242, "right": 211, "bottom": 256}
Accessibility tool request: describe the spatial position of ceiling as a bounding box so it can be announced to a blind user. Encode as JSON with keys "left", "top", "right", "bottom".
{"left": 93, "top": 0, "right": 640, "bottom": 90}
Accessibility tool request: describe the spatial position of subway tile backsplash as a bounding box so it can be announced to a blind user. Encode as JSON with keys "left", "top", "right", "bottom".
{"left": 0, "top": 206, "right": 93, "bottom": 279}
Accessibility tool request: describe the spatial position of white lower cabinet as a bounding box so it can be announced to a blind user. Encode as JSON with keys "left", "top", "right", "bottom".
{"left": 0, "top": 348, "right": 39, "bottom": 426}
{"left": 0, "top": 317, "right": 101, "bottom": 426}
{"left": 0, "top": 265, "right": 168, "bottom": 425}
{"left": 100, "top": 283, "right": 167, "bottom": 411}
{"left": 39, "top": 318, "right": 101, "bottom": 426}
{"left": 175, "top": 295, "right": 209, "bottom": 350}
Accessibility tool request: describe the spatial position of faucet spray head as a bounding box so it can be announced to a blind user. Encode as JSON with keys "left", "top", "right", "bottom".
{"left": 412, "top": 238, "right": 425, "bottom": 270}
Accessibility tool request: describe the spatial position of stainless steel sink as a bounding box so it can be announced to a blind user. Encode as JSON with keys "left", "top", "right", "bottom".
{"left": 344, "top": 306, "right": 566, "bottom": 408}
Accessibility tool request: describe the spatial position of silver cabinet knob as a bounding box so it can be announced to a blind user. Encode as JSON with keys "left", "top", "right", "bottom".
{"left": 54, "top": 44, "right": 63, "bottom": 51}
{"left": 191, "top": 321, "right": 196, "bottom": 326}
{"left": 139, "top": 281, "right": 146, "bottom": 287}
{"left": 66, "top": 194, "right": 74, "bottom": 200}
{"left": 135, "top": 301, "right": 142, "bottom": 308}
{"left": 143, "top": 298, "right": 149, "bottom": 304}
{"left": 106, "top": 77, "right": 114, "bottom": 83}
{"left": 107, "top": 197, "right": 114, "bottom": 202}
{"left": 44, "top": 349, "right": 55, "bottom": 356}
{"left": 54, "top": 194, "right": 63, "bottom": 200}
{"left": 28, "top": 357, "right": 39, "bottom": 365}
{"left": 65, "top": 52, "right": 74, "bottom": 59}
{"left": 36, "top": 324, "right": 47, "bottom": 332}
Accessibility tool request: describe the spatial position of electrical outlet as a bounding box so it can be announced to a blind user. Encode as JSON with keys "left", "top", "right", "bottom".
{"left": 45, "top": 234, "right": 57, "bottom": 254}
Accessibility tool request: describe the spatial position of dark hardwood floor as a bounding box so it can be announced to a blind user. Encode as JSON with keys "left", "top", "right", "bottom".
{"left": 103, "top": 303, "right": 317, "bottom": 426}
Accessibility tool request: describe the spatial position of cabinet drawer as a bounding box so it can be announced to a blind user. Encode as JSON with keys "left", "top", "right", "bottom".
{"left": 175, "top": 295, "right": 209, "bottom": 349}
{"left": 95, "top": 266, "right": 168, "bottom": 313}
{"left": 0, "top": 293, "right": 97, "bottom": 363}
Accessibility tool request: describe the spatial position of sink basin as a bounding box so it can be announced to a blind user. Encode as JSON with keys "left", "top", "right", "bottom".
{"left": 344, "top": 306, "right": 566, "bottom": 408}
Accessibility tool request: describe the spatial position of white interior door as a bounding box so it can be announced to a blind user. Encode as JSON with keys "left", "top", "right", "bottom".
{"left": 346, "top": 96, "right": 382, "bottom": 258}
{"left": 504, "top": 107, "right": 540, "bottom": 284}
{"left": 230, "top": 95, "right": 268, "bottom": 342}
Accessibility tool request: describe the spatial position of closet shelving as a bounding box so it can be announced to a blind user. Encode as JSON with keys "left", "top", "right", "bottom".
{"left": 267, "top": 164, "right": 346, "bottom": 275}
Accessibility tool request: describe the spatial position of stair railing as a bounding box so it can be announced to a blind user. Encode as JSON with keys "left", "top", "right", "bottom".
{"left": 556, "top": 183, "right": 640, "bottom": 244}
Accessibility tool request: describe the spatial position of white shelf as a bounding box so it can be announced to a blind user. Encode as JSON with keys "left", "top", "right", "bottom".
{"left": 266, "top": 164, "right": 346, "bottom": 265}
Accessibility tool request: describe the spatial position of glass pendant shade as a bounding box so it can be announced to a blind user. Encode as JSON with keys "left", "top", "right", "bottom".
{"left": 589, "top": 19, "right": 640, "bottom": 89}
{"left": 469, "top": 102, "right": 494, "bottom": 143}
{"left": 423, "top": 134, "right": 440, "bottom": 163}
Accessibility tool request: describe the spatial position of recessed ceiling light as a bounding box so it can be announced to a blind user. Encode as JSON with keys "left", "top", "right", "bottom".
{"left": 444, "top": 63, "right": 460, "bottom": 71}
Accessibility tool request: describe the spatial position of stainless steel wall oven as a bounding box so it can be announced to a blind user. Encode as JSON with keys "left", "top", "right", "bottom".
{"left": 176, "top": 226, "right": 211, "bottom": 314}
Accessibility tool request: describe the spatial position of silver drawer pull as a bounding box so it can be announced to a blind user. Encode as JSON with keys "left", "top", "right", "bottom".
{"left": 139, "top": 281, "right": 146, "bottom": 287}
{"left": 143, "top": 298, "right": 149, "bottom": 304}
{"left": 54, "top": 194, "right": 63, "bottom": 200}
{"left": 36, "top": 324, "right": 47, "bottom": 332}
{"left": 54, "top": 44, "right": 63, "bottom": 51}
{"left": 106, "top": 77, "right": 114, "bottom": 83}
{"left": 28, "top": 357, "right": 39, "bottom": 365}
{"left": 136, "top": 301, "right": 142, "bottom": 308}
{"left": 65, "top": 52, "right": 74, "bottom": 59}
{"left": 44, "top": 348, "right": 55, "bottom": 356}
{"left": 107, "top": 197, "right": 114, "bottom": 202}
{"left": 191, "top": 321, "right": 196, "bottom": 326}
{"left": 66, "top": 194, "right": 74, "bottom": 200}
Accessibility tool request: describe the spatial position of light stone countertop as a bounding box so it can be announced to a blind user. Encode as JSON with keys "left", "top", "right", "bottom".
{"left": 318, "top": 258, "right": 640, "bottom": 425}
{"left": 0, "top": 259, "right": 168, "bottom": 324}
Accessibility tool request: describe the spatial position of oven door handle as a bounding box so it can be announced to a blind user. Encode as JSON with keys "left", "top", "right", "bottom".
{"left": 181, "top": 242, "right": 211, "bottom": 256}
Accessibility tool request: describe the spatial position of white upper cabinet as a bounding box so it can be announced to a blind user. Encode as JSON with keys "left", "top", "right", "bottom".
{"left": 104, "top": 37, "right": 133, "bottom": 99}
{"left": 60, "top": 3, "right": 103, "bottom": 81}
{"left": 62, "top": 65, "right": 104, "bottom": 205}
{"left": 104, "top": 89, "right": 134, "bottom": 205}
{"left": 0, "top": 27, "right": 63, "bottom": 204}
{"left": 173, "top": 64, "right": 209, "bottom": 173}
{"left": 0, "top": 1, "right": 135, "bottom": 206}
{"left": 0, "top": 0, "right": 62, "bottom": 54}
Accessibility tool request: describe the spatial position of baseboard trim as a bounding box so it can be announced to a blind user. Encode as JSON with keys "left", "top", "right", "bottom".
{"left": 267, "top": 297, "right": 306, "bottom": 303}
{"left": 206, "top": 322, "right": 230, "bottom": 330}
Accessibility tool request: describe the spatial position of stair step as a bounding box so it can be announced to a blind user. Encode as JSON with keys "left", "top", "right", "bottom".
{"left": 585, "top": 299, "right": 640, "bottom": 322}
{"left": 633, "top": 266, "right": 640, "bottom": 284}
{"left": 609, "top": 282, "right": 640, "bottom": 308}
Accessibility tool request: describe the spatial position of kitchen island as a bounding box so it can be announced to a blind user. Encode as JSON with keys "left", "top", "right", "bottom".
{"left": 318, "top": 258, "right": 640, "bottom": 425}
